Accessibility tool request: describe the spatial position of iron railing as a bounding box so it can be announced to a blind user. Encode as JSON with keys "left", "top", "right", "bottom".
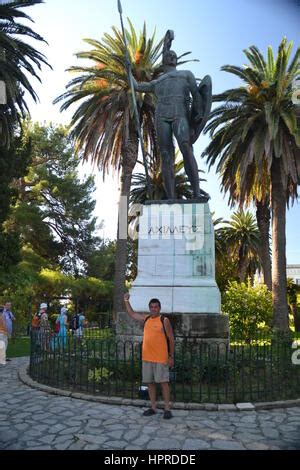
{"left": 29, "top": 329, "right": 300, "bottom": 404}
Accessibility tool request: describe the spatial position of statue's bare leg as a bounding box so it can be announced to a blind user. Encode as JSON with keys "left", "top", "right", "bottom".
{"left": 173, "top": 119, "right": 201, "bottom": 198}
{"left": 156, "top": 119, "right": 175, "bottom": 199}
{"left": 179, "top": 142, "right": 201, "bottom": 197}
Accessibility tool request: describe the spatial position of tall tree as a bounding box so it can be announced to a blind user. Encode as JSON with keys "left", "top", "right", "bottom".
{"left": 54, "top": 21, "right": 164, "bottom": 314}
{"left": 130, "top": 155, "right": 195, "bottom": 206}
{"left": 221, "top": 163, "right": 272, "bottom": 290}
{"left": 0, "top": 132, "right": 31, "bottom": 275}
{"left": 86, "top": 240, "right": 116, "bottom": 281}
{"left": 0, "top": 133, "right": 31, "bottom": 224}
{"left": 203, "top": 38, "right": 300, "bottom": 331}
{"left": 220, "top": 210, "right": 261, "bottom": 283}
{"left": 0, "top": 0, "right": 50, "bottom": 147}
{"left": 213, "top": 215, "right": 238, "bottom": 293}
{"left": 7, "top": 121, "right": 100, "bottom": 276}
{"left": 255, "top": 197, "right": 272, "bottom": 290}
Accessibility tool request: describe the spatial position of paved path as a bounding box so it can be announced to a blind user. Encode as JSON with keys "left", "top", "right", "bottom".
{"left": 1, "top": 357, "right": 300, "bottom": 450}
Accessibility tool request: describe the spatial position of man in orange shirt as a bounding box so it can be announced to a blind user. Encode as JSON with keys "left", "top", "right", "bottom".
{"left": 124, "top": 293, "right": 175, "bottom": 419}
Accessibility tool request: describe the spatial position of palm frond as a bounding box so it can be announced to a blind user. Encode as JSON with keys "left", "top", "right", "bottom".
{"left": 203, "top": 38, "right": 299, "bottom": 210}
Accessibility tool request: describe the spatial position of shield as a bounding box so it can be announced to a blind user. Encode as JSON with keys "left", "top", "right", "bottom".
{"left": 190, "top": 75, "right": 212, "bottom": 144}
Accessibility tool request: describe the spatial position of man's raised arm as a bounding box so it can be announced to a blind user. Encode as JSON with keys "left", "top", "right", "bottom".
{"left": 124, "top": 293, "right": 147, "bottom": 323}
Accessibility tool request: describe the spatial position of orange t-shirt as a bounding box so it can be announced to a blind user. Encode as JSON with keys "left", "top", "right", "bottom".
{"left": 142, "top": 315, "right": 168, "bottom": 364}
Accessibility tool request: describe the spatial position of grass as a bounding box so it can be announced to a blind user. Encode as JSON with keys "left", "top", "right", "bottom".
{"left": 5, "top": 326, "right": 113, "bottom": 359}
{"left": 7, "top": 336, "right": 30, "bottom": 358}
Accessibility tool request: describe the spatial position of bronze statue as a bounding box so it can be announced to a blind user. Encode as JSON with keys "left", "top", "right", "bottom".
{"left": 133, "top": 30, "right": 212, "bottom": 199}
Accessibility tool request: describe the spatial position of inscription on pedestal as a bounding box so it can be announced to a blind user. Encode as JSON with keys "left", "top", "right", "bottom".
{"left": 129, "top": 201, "right": 221, "bottom": 314}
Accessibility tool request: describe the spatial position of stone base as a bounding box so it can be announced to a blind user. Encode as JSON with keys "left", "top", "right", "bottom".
{"left": 129, "top": 201, "right": 221, "bottom": 314}
{"left": 116, "top": 311, "right": 229, "bottom": 344}
{"left": 129, "top": 285, "right": 220, "bottom": 314}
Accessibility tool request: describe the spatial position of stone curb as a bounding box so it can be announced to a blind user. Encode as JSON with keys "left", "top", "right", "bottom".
{"left": 18, "top": 365, "right": 300, "bottom": 412}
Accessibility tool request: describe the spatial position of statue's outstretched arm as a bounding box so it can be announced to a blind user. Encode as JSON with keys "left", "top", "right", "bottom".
{"left": 132, "top": 76, "right": 156, "bottom": 93}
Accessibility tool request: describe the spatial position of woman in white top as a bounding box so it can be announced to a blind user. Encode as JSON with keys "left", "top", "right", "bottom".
{"left": 0, "top": 308, "right": 8, "bottom": 365}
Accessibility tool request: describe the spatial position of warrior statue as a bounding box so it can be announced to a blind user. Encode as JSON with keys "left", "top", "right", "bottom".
{"left": 133, "top": 30, "right": 212, "bottom": 199}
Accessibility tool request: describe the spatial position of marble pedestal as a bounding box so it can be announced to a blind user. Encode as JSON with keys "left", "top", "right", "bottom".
{"left": 116, "top": 311, "right": 229, "bottom": 345}
{"left": 117, "top": 200, "right": 228, "bottom": 342}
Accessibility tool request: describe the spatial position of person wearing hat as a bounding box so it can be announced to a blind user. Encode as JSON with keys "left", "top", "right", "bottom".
{"left": 31, "top": 302, "right": 47, "bottom": 330}
{"left": 39, "top": 303, "right": 50, "bottom": 350}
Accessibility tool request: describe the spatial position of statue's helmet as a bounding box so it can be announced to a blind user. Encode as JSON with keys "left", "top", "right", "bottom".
{"left": 163, "top": 49, "right": 177, "bottom": 66}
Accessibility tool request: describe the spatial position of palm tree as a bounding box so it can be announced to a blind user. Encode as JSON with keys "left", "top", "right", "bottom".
{"left": 212, "top": 212, "right": 261, "bottom": 292}
{"left": 212, "top": 215, "right": 237, "bottom": 293}
{"left": 130, "top": 153, "right": 195, "bottom": 205}
{"left": 54, "top": 21, "right": 164, "bottom": 314}
{"left": 0, "top": 0, "right": 49, "bottom": 147}
{"left": 221, "top": 163, "right": 272, "bottom": 290}
{"left": 203, "top": 38, "right": 300, "bottom": 331}
{"left": 254, "top": 197, "right": 272, "bottom": 290}
{"left": 220, "top": 210, "right": 261, "bottom": 283}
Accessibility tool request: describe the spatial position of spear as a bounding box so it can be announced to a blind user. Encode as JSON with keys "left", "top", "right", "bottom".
{"left": 117, "top": 0, "right": 152, "bottom": 199}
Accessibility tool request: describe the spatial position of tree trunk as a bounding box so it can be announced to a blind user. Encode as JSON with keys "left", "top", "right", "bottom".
{"left": 271, "top": 158, "right": 289, "bottom": 331}
{"left": 237, "top": 254, "right": 248, "bottom": 283}
{"left": 291, "top": 304, "right": 300, "bottom": 332}
{"left": 255, "top": 198, "right": 272, "bottom": 290}
{"left": 112, "top": 131, "right": 138, "bottom": 317}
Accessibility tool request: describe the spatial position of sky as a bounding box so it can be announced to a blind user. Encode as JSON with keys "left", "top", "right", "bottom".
{"left": 22, "top": 0, "right": 300, "bottom": 263}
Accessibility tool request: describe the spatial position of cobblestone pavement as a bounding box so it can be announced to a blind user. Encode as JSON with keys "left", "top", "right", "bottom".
{"left": 1, "top": 357, "right": 300, "bottom": 450}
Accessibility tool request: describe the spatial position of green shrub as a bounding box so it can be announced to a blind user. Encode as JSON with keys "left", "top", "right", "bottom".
{"left": 88, "top": 367, "right": 112, "bottom": 383}
{"left": 222, "top": 281, "right": 272, "bottom": 340}
{"left": 84, "top": 327, "right": 114, "bottom": 341}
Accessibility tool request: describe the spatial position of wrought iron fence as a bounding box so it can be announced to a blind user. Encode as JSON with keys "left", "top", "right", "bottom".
{"left": 11, "top": 324, "right": 31, "bottom": 339}
{"left": 29, "top": 329, "right": 300, "bottom": 404}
